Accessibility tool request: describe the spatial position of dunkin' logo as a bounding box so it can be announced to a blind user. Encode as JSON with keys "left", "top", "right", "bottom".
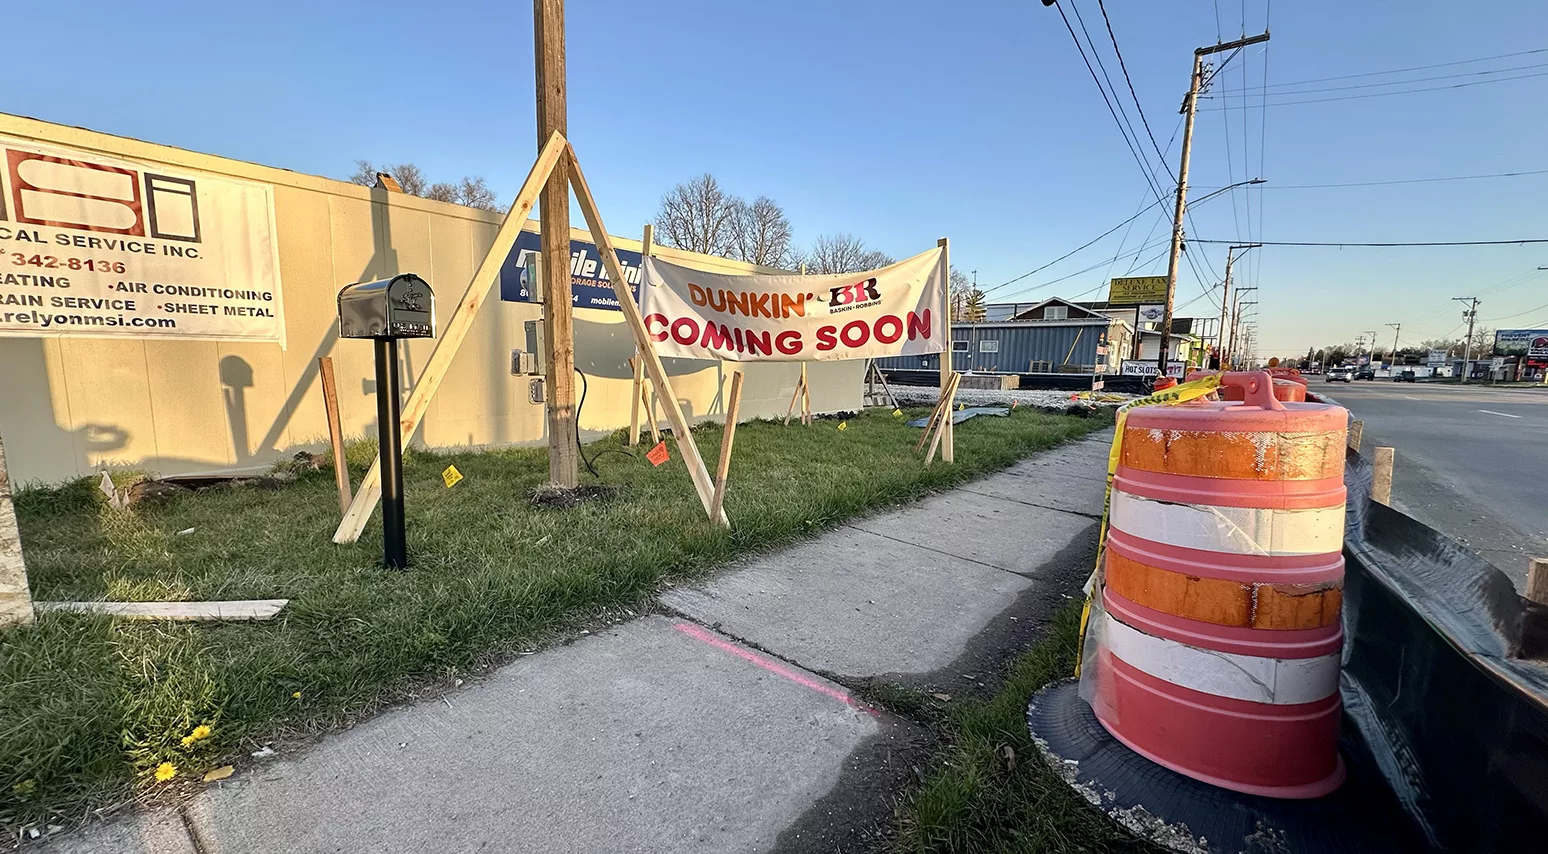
{"left": 3, "top": 149, "right": 201, "bottom": 242}
{"left": 828, "top": 277, "right": 881, "bottom": 309}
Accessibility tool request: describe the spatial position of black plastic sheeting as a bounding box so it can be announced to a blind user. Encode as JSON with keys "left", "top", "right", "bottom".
{"left": 879, "top": 369, "right": 1152, "bottom": 394}
{"left": 1341, "top": 449, "right": 1548, "bottom": 852}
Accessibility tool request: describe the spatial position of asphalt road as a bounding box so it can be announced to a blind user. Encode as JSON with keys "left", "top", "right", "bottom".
{"left": 1319, "top": 379, "right": 1548, "bottom": 590}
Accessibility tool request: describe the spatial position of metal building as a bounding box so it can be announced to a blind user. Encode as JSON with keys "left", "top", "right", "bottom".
{"left": 877, "top": 297, "right": 1131, "bottom": 374}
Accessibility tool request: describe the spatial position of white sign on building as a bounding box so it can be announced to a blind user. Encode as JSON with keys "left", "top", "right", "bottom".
{"left": 0, "top": 134, "right": 285, "bottom": 343}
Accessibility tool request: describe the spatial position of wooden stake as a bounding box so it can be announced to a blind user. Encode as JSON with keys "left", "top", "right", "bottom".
{"left": 333, "top": 132, "right": 566, "bottom": 544}
{"left": 915, "top": 374, "right": 958, "bottom": 452}
{"left": 0, "top": 435, "right": 33, "bottom": 629}
{"left": 783, "top": 372, "right": 804, "bottom": 427}
{"left": 937, "top": 237, "right": 955, "bottom": 462}
{"left": 36, "top": 599, "right": 288, "bottom": 621}
{"left": 1349, "top": 420, "right": 1364, "bottom": 451}
{"left": 710, "top": 370, "right": 745, "bottom": 523}
{"left": 644, "top": 385, "right": 662, "bottom": 445}
{"left": 1528, "top": 558, "right": 1548, "bottom": 606}
{"left": 629, "top": 225, "right": 653, "bottom": 447}
{"left": 317, "top": 356, "right": 351, "bottom": 516}
{"left": 535, "top": 0, "right": 580, "bottom": 488}
{"left": 801, "top": 362, "right": 811, "bottom": 425}
{"left": 566, "top": 144, "right": 727, "bottom": 526}
{"left": 1372, "top": 446, "right": 1394, "bottom": 506}
{"left": 925, "top": 373, "right": 962, "bottom": 465}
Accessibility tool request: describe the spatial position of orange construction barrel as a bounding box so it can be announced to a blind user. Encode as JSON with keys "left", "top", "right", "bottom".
{"left": 1088, "top": 370, "right": 1348, "bottom": 798}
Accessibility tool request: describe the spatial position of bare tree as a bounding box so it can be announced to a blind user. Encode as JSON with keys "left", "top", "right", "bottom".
{"left": 795, "top": 233, "right": 894, "bottom": 274}
{"left": 731, "top": 196, "right": 792, "bottom": 267}
{"left": 655, "top": 174, "right": 740, "bottom": 257}
{"left": 349, "top": 161, "right": 499, "bottom": 210}
{"left": 948, "top": 267, "right": 986, "bottom": 321}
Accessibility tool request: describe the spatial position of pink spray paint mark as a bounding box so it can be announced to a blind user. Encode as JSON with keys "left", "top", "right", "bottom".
{"left": 673, "top": 623, "right": 880, "bottom": 717}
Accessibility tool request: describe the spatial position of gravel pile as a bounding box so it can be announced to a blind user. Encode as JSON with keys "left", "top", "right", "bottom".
{"left": 887, "top": 384, "right": 1138, "bottom": 412}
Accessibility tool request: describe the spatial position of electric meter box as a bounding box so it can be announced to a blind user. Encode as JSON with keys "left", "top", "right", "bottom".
{"left": 338, "top": 274, "right": 436, "bottom": 339}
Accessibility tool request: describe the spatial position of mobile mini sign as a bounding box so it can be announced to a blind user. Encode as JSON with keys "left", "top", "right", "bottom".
{"left": 498, "top": 230, "right": 641, "bottom": 310}
{"left": 0, "top": 134, "right": 285, "bottom": 343}
{"left": 639, "top": 248, "right": 947, "bottom": 362}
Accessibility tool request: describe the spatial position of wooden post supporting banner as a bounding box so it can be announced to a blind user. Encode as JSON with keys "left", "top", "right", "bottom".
{"left": 317, "top": 356, "right": 352, "bottom": 516}
{"left": 629, "top": 225, "right": 654, "bottom": 447}
{"left": 801, "top": 363, "right": 811, "bottom": 425}
{"left": 565, "top": 143, "right": 727, "bottom": 526}
{"left": 710, "top": 370, "right": 745, "bottom": 522}
{"left": 1372, "top": 446, "right": 1395, "bottom": 506}
{"left": 0, "top": 435, "right": 33, "bottom": 629}
{"left": 925, "top": 372, "right": 963, "bottom": 465}
{"left": 1528, "top": 558, "right": 1548, "bottom": 606}
{"left": 333, "top": 132, "right": 567, "bottom": 544}
{"left": 535, "top": 0, "right": 580, "bottom": 488}
{"left": 937, "top": 237, "right": 955, "bottom": 462}
{"left": 915, "top": 372, "right": 960, "bottom": 453}
{"left": 783, "top": 369, "right": 806, "bottom": 427}
{"left": 1349, "top": 420, "right": 1364, "bottom": 451}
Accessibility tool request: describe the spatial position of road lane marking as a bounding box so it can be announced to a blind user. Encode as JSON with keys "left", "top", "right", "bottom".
{"left": 1478, "top": 409, "right": 1522, "bottom": 418}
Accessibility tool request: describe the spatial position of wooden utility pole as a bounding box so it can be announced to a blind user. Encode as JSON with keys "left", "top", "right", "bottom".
{"left": 1216, "top": 244, "right": 1260, "bottom": 369}
{"left": 1454, "top": 296, "right": 1479, "bottom": 384}
{"left": 1386, "top": 323, "right": 1402, "bottom": 369}
{"left": 535, "top": 0, "right": 580, "bottom": 486}
{"left": 1159, "top": 32, "right": 1270, "bottom": 374}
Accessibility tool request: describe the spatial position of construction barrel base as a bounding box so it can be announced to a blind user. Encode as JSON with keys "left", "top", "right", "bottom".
{"left": 1027, "top": 679, "right": 1412, "bottom": 854}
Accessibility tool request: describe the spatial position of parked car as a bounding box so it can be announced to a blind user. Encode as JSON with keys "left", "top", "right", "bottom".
{"left": 1326, "top": 366, "right": 1353, "bottom": 382}
{"left": 1394, "top": 369, "right": 1417, "bottom": 383}
{"left": 1354, "top": 367, "right": 1376, "bottom": 380}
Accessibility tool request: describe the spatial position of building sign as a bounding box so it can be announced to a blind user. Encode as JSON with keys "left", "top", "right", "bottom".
{"left": 1120, "top": 359, "right": 1186, "bottom": 378}
{"left": 639, "top": 248, "right": 946, "bottom": 362}
{"left": 1136, "top": 303, "right": 1165, "bottom": 322}
{"left": 1426, "top": 349, "right": 1449, "bottom": 365}
{"left": 1493, "top": 328, "right": 1548, "bottom": 360}
{"left": 498, "top": 230, "right": 642, "bottom": 311}
{"left": 1108, "top": 275, "right": 1168, "bottom": 305}
{"left": 0, "top": 134, "right": 284, "bottom": 343}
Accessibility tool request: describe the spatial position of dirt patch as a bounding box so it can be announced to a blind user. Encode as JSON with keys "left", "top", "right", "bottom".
{"left": 529, "top": 484, "right": 623, "bottom": 509}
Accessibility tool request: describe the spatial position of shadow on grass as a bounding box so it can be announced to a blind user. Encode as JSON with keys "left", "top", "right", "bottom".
{"left": 2, "top": 407, "right": 1111, "bottom": 828}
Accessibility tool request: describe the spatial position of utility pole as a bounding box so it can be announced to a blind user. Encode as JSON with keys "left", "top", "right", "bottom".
{"left": 1454, "top": 296, "right": 1480, "bottom": 383}
{"left": 1217, "top": 244, "right": 1260, "bottom": 369}
{"left": 1386, "top": 322, "right": 1401, "bottom": 368}
{"left": 1228, "top": 286, "right": 1257, "bottom": 368}
{"left": 1158, "top": 30, "right": 1271, "bottom": 374}
{"left": 535, "top": 0, "right": 580, "bottom": 487}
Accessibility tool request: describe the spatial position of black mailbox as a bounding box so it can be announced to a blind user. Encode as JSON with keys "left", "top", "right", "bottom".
{"left": 335, "top": 273, "right": 436, "bottom": 571}
{"left": 337, "top": 274, "right": 435, "bottom": 339}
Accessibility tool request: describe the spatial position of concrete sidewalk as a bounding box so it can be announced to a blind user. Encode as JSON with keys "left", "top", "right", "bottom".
{"left": 48, "top": 431, "right": 1112, "bottom": 854}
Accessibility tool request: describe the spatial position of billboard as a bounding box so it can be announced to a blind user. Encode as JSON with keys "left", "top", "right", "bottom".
{"left": 1493, "top": 329, "right": 1548, "bottom": 360}
{"left": 1108, "top": 275, "right": 1168, "bottom": 305}
{"left": 0, "top": 134, "right": 285, "bottom": 343}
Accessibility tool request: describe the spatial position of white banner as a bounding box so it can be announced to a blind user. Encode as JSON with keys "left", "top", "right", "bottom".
{"left": 0, "top": 134, "right": 284, "bottom": 343}
{"left": 639, "top": 248, "right": 946, "bottom": 362}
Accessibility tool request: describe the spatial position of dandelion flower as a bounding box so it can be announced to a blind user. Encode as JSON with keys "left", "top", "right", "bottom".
{"left": 154, "top": 762, "right": 177, "bottom": 782}
{"left": 180, "top": 724, "right": 213, "bottom": 747}
{"left": 292, "top": 691, "right": 302, "bottom": 700}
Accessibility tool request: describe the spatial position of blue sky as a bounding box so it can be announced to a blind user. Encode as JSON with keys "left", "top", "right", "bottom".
{"left": 10, "top": 0, "right": 1548, "bottom": 356}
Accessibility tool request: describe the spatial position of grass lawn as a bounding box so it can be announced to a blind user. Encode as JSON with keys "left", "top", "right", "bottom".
{"left": 887, "top": 602, "right": 1158, "bottom": 854}
{"left": 1, "top": 405, "right": 1107, "bottom": 829}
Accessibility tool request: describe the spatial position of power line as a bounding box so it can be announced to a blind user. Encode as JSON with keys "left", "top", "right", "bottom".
{"left": 997, "top": 237, "right": 1175, "bottom": 302}
{"left": 1251, "top": 46, "right": 1548, "bottom": 89}
{"left": 1214, "top": 60, "right": 1548, "bottom": 97}
{"left": 1195, "top": 167, "right": 1548, "bottom": 190}
{"left": 1483, "top": 300, "right": 1548, "bottom": 322}
{"left": 1198, "top": 68, "right": 1548, "bottom": 109}
{"left": 1191, "top": 237, "right": 1548, "bottom": 247}
{"left": 1095, "top": 0, "right": 1176, "bottom": 182}
{"left": 979, "top": 196, "right": 1168, "bottom": 297}
{"left": 1061, "top": 0, "right": 1169, "bottom": 203}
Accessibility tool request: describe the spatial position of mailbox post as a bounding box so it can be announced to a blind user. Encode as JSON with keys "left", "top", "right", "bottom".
{"left": 337, "top": 274, "right": 436, "bottom": 569}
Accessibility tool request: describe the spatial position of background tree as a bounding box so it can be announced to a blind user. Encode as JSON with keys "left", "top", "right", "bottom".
{"left": 949, "top": 268, "right": 986, "bottom": 321}
{"left": 654, "top": 174, "right": 740, "bottom": 258}
{"left": 348, "top": 161, "right": 500, "bottom": 211}
{"left": 793, "top": 233, "right": 894, "bottom": 274}
{"left": 730, "top": 196, "right": 792, "bottom": 267}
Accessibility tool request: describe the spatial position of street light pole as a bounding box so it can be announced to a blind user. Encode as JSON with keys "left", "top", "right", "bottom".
{"left": 1158, "top": 31, "right": 1271, "bottom": 375}
{"left": 1229, "top": 286, "right": 1257, "bottom": 368}
{"left": 1218, "top": 243, "right": 1261, "bottom": 369}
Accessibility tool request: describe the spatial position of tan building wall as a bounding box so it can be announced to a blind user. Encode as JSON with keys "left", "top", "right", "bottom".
{"left": 0, "top": 114, "right": 862, "bottom": 486}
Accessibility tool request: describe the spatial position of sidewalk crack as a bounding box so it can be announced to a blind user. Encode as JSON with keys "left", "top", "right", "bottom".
{"left": 955, "top": 487, "right": 1103, "bottom": 521}
{"left": 844, "top": 525, "right": 1045, "bottom": 580}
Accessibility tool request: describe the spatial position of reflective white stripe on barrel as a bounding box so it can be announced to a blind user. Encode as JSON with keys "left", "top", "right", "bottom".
{"left": 1101, "top": 611, "right": 1341, "bottom": 705}
{"left": 1109, "top": 490, "right": 1345, "bottom": 557}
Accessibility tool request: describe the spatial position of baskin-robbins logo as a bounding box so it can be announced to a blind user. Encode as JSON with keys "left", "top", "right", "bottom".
{"left": 826, "top": 276, "right": 881, "bottom": 314}
{"left": 3, "top": 148, "right": 201, "bottom": 242}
